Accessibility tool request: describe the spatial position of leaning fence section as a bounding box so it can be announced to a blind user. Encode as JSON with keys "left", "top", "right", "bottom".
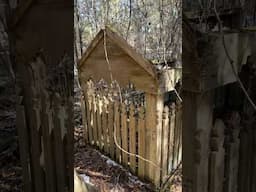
{"left": 81, "top": 80, "right": 182, "bottom": 186}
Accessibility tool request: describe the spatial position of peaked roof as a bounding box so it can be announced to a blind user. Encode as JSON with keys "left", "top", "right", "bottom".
{"left": 79, "top": 27, "right": 156, "bottom": 77}
{"left": 78, "top": 27, "right": 158, "bottom": 94}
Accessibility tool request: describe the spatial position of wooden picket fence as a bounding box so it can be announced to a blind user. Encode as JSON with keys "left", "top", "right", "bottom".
{"left": 81, "top": 81, "right": 182, "bottom": 185}
{"left": 16, "top": 56, "right": 73, "bottom": 192}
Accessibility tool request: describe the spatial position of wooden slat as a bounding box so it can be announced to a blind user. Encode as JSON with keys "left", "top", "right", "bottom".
{"left": 81, "top": 96, "right": 89, "bottom": 143}
{"left": 92, "top": 96, "right": 98, "bottom": 145}
{"left": 129, "top": 105, "right": 136, "bottom": 174}
{"left": 161, "top": 106, "right": 169, "bottom": 181}
{"left": 108, "top": 101, "right": 115, "bottom": 159}
{"left": 16, "top": 104, "right": 33, "bottom": 192}
{"left": 66, "top": 98, "right": 74, "bottom": 191}
{"left": 121, "top": 103, "right": 128, "bottom": 166}
{"left": 28, "top": 97, "right": 45, "bottom": 192}
{"left": 168, "top": 104, "right": 176, "bottom": 172}
{"left": 96, "top": 98, "right": 102, "bottom": 148}
{"left": 138, "top": 108, "right": 146, "bottom": 178}
{"left": 53, "top": 97, "right": 66, "bottom": 192}
{"left": 177, "top": 104, "right": 182, "bottom": 164}
{"left": 86, "top": 94, "right": 93, "bottom": 145}
{"left": 115, "top": 102, "right": 121, "bottom": 163}
{"left": 144, "top": 94, "right": 154, "bottom": 181}
{"left": 102, "top": 98, "right": 108, "bottom": 154}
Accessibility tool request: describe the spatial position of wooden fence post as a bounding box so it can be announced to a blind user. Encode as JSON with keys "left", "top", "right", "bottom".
{"left": 183, "top": 91, "right": 213, "bottom": 192}
{"left": 102, "top": 96, "right": 109, "bottom": 154}
{"left": 145, "top": 93, "right": 163, "bottom": 186}
{"left": 41, "top": 91, "right": 56, "bottom": 192}
{"left": 161, "top": 106, "right": 169, "bottom": 182}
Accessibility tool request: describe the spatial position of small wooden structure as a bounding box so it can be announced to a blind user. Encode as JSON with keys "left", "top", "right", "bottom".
{"left": 79, "top": 27, "right": 182, "bottom": 187}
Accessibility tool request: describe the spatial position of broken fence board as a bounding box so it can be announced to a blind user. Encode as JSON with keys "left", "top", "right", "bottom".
{"left": 16, "top": 104, "right": 33, "bottom": 192}
{"left": 108, "top": 101, "right": 115, "bottom": 159}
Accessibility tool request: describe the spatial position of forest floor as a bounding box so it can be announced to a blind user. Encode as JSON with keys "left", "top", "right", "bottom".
{"left": 0, "top": 84, "right": 22, "bottom": 192}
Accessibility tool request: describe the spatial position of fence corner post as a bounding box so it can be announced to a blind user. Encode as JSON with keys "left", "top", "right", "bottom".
{"left": 145, "top": 92, "right": 164, "bottom": 187}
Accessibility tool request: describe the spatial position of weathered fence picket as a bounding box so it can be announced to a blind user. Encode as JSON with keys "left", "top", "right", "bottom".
{"left": 115, "top": 102, "right": 122, "bottom": 163}
{"left": 129, "top": 105, "right": 136, "bottom": 174}
{"left": 138, "top": 108, "right": 146, "bottom": 178}
{"left": 108, "top": 101, "right": 115, "bottom": 159}
{"left": 121, "top": 103, "right": 128, "bottom": 166}
{"left": 161, "top": 106, "right": 169, "bottom": 180}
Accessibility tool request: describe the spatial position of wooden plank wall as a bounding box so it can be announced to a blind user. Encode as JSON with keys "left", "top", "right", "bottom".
{"left": 82, "top": 81, "right": 182, "bottom": 186}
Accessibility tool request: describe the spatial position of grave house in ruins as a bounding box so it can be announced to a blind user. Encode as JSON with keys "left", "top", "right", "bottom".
{"left": 78, "top": 26, "right": 182, "bottom": 187}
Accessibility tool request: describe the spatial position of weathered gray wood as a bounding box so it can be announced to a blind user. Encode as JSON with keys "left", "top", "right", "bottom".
{"left": 28, "top": 89, "right": 45, "bottom": 192}
{"left": 209, "top": 119, "right": 225, "bottom": 192}
{"left": 161, "top": 106, "right": 169, "bottom": 181}
{"left": 108, "top": 101, "right": 115, "bottom": 159}
{"left": 183, "top": 91, "right": 213, "bottom": 192}
{"left": 129, "top": 105, "right": 136, "bottom": 174}
{"left": 96, "top": 97, "right": 102, "bottom": 148}
{"left": 92, "top": 95, "right": 98, "bottom": 146}
{"left": 66, "top": 98, "right": 74, "bottom": 191}
{"left": 16, "top": 104, "right": 33, "bottom": 192}
{"left": 138, "top": 108, "right": 146, "bottom": 179}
